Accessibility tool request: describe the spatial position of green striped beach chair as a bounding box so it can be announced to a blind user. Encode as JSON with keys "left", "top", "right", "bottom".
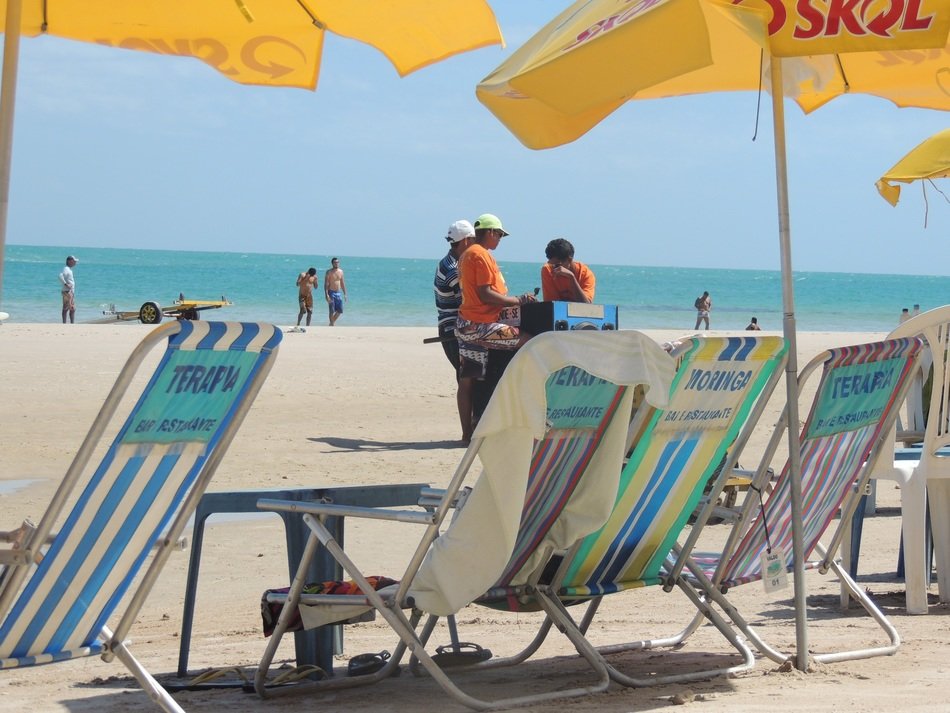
{"left": 683, "top": 337, "right": 924, "bottom": 665}
{"left": 0, "top": 321, "right": 281, "bottom": 713}
{"left": 254, "top": 330, "right": 674, "bottom": 710}
{"left": 486, "top": 335, "right": 787, "bottom": 687}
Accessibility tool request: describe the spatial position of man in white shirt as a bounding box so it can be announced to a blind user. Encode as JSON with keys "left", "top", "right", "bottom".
{"left": 59, "top": 255, "right": 78, "bottom": 324}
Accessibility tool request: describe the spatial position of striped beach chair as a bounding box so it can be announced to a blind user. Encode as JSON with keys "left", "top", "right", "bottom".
{"left": 254, "top": 330, "right": 674, "bottom": 710}
{"left": 0, "top": 321, "right": 281, "bottom": 712}
{"left": 491, "top": 336, "right": 787, "bottom": 686}
{"left": 686, "top": 337, "right": 924, "bottom": 664}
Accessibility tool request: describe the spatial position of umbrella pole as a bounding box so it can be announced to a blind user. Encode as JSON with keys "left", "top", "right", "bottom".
{"left": 0, "top": 0, "right": 23, "bottom": 305}
{"left": 769, "top": 55, "right": 809, "bottom": 672}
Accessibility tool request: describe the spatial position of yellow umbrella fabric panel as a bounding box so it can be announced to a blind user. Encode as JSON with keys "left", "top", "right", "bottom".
{"left": 1, "top": 0, "right": 503, "bottom": 89}
{"left": 877, "top": 128, "right": 950, "bottom": 206}
{"left": 476, "top": 0, "right": 950, "bottom": 150}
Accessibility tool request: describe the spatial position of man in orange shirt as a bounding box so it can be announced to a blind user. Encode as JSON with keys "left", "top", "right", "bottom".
{"left": 540, "top": 238, "right": 595, "bottom": 303}
{"left": 456, "top": 213, "right": 536, "bottom": 381}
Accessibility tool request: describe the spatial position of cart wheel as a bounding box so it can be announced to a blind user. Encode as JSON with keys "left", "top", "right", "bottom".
{"left": 139, "top": 301, "right": 163, "bottom": 324}
{"left": 178, "top": 308, "right": 200, "bottom": 321}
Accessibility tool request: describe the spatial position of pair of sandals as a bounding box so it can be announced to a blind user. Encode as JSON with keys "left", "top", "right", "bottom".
{"left": 348, "top": 641, "right": 492, "bottom": 677}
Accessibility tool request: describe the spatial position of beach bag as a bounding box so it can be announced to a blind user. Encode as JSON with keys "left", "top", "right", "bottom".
{"left": 694, "top": 296, "right": 703, "bottom": 310}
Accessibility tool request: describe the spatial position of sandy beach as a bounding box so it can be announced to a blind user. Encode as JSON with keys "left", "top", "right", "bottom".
{"left": 0, "top": 322, "right": 946, "bottom": 713}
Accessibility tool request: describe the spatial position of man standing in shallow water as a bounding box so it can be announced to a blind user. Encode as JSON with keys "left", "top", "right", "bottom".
{"left": 694, "top": 290, "right": 711, "bottom": 330}
{"left": 325, "top": 258, "right": 347, "bottom": 326}
{"left": 59, "top": 255, "right": 78, "bottom": 324}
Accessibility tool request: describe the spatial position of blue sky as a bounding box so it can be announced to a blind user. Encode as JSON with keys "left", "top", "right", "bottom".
{"left": 7, "top": 1, "right": 950, "bottom": 275}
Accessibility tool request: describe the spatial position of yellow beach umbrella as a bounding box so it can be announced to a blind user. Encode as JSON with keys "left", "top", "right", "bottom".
{"left": 877, "top": 129, "right": 950, "bottom": 207}
{"left": 0, "top": 0, "right": 504, "bottom": 297}
{"left": 478, "top": 0, "right": 950, "bottom": 150}
{"left": 476, "top": 0, "right": 950, "bottom": 661}
{"left": 0, "top": 0, "right": 504, "bottom": 89}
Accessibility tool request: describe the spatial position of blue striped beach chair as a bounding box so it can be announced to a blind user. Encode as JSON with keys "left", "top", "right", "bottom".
{"left": 0, "top": 321, "right": 281, "bottom": 712}
{"left": 684, "top": 337, "right": 924, "bottom": 664}
{"left": 486, "top": 336, "right": 788, "bottom": 687}
{"left": 254, "top": 330, "right": 674, "bottom": 710}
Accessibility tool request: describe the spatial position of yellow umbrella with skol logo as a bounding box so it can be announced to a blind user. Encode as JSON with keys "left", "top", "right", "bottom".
{"left": 476, "top": 0, "right": 950, "bottom": 664}
{"left": 877, "top": 128, "right": 950, "bottom": 226}
{"left": 0, "top": 0, "right": 504, "bottom": 299}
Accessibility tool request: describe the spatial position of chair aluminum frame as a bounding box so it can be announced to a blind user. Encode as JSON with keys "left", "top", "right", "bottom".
{"left": 253, "top": 330, "right": 675, "bottom": 710}
{"left": 672, "top": 338, "right": 923, "bottom": 664}
{"left": 0, "top": 321, "right": 281, "bottom": 712}
{"left": 434, "top": 335, "right": 788, "bottom": 685}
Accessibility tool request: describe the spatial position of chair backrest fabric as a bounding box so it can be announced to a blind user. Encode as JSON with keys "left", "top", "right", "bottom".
{"left": 0, "top": 321, "right": 281, "bottom": 664}
{"left": 719, "top": 338, "right": 923, "bottom": 587}
{"left": 490, "top": 370, "right": 634, "bottom": 589}
{"left": 557, "top": 336, "right": 788, "bottom": 597}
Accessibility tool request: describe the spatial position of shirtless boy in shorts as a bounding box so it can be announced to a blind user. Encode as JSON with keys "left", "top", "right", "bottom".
{"left": 296, "top": 267, "right": 317, "bottom": 327}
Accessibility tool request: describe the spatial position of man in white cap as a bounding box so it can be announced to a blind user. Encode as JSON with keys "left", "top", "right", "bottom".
{"left": 434, "top": 220, "right": 476, "bottom": 443}
{"left": 59, "top": 255, "right": 78, "bottom": 324}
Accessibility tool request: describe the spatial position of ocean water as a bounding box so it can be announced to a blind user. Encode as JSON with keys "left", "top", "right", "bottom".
{"left": 2, "top": 244, "right": 944, "bottom": 332}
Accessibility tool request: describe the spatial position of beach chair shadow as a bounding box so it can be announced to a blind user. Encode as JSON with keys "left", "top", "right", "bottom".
{"left": 680, "top": 337, "right": 923, "bottom": 664}
{"left": 308, "top": 437, "right": 462, "bottom": 451}
{"left": 254, "top": 330, "right": 674, "bottom": 709}
{"left": 0, "top": 321, "right": 282, "bottom": 712}
{"left": 451, "top": 335, "right": 788, "bottom": 686}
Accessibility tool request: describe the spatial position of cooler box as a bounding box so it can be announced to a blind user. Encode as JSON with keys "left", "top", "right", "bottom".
{"left": 520, "top": 301, "right": 619, "bottom": 335}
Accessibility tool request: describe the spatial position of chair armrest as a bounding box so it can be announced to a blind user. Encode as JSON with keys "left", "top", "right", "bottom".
{"left": 417, "top": 486, "right": 473, "bottom": 515}
{"left": 0, "top": 549, "right": 34, "bottom": 565}
{"left": 897, "top": 430, "right": 925, "bottom": 446}
{"left": 0, "top": 520, "right": 38, "bottom": 565}
{"left": 257, "top": 498, "right": 436, "bottom": 525}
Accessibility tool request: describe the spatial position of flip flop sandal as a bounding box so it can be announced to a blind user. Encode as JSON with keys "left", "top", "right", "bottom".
{"left": 347, "top": 650, "right": 392, "bottom": 676}
{"left": 431, "top": 642, "right": 492, "bottom": 667}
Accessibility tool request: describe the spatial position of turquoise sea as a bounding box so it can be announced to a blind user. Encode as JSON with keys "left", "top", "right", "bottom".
{"left": 2, "top": 244, "right": 945, "bottom": 332}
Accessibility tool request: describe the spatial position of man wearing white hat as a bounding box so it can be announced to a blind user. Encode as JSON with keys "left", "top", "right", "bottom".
{"left": 434, "top": 220, "right": 476, "bottom": 443}
{"left": 59, "top": 255, "right": 78, "bottom": 324}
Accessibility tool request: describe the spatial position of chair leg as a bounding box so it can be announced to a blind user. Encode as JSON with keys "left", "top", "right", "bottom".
{"left": 899, "top": 475, "right": 930, "bottom": 614}
{"left": 896, "top": 498, "right": 932, "bottom": 584}
{"left": 927, "top": 479, "right": 950, "bottom": 603}
{"left": 840, "top": 513, "right": 856, "bottom": 609}
{"left": 104, "top": 626, "right": 186, "bottom": 713}
{"left": 847, "top": 493, "right": 867, "bottom": 579}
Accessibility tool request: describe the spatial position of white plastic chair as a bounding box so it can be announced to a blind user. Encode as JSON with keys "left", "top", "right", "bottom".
{"left": 864, "top": 306, "right": 950, "bottom": 614}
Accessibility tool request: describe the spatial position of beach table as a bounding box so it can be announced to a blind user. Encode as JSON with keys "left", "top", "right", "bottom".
{"left": 177, "top": 483, "right": 428, "bottom": 677}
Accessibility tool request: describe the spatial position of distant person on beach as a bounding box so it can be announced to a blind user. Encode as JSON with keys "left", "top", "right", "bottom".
{"left": 899, "top": 307, "right": 910, "bottom": 325}
{"left": 694, "top": 291, "right": 711, "bottom": 330}
{"left": 913, "top": 304, "right": 921, "bottom": 317}
{"left": 746, "top": 317, "right": 761, "bottom": 331}
{"left": 540, "top": 238, "right": 595, "bottom": 303}
{"left": 324, "top": 258, "right": 347, "bottom": 326}
{"left": 58, "top": 255, "right": 78, "bottom": 324}
{"left": 296, "top": 267, "right": 317, "bottom": 327}
{"left": 434, "top": 220, "right": 476, "bottom": 442}
{"left": 456, "top": 213, "right": 536, "bottom": 381}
